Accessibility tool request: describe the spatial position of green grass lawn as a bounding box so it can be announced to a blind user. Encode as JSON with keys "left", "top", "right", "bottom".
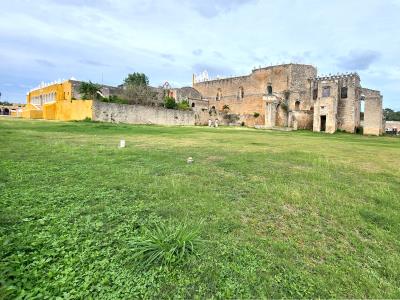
{"left": 1, "top": 118, "right": 399, "bottom": 298}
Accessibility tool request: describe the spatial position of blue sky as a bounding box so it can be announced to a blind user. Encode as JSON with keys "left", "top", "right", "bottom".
{"left": 0, "top": 0, "right": 399, "bottom": 109}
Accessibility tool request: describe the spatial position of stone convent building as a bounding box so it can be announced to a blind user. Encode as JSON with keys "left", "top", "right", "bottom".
{"left": 191, "top": 64, "right": 383, "bottom": 135}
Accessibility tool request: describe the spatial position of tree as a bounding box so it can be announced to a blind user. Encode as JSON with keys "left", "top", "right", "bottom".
{"left": 383, "top": 108, "right": 400, "bottom": 121}
{"left": 123, "top": 84, "right": 158, "bottom": 106}
{"left": 164, "top": 96, "right": 177, "bottom": 109}
{"left": 124, "top": 73, "right": 149, "bottom": 87}
{"left": 78, "top": 81, "right": 101, "bottom": 100}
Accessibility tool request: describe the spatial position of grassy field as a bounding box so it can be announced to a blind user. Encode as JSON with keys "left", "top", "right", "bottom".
{"left": 1, "top": 118, "right": 399, "bottom": 298}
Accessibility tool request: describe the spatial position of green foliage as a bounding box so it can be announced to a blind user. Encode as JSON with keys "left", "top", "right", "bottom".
{"left": 101, "top": 95, "right": 128, "bottom": 104}
{"left": 177, "top": 100, "right": 190, "bottom": 110}
{"left": 280, "top": 103, "right": 288, "bottom": 112}
{"left": 124, "top": 73, "right": 149, "bottom": 87}
{"left": 78, "top": 81, "right": 101, "bottom": 100}
{"left": 383, "top": 108, "right": 400, "bottom": 121}
{"left": 0, "top": 119, "right": 399, "bottom": 298}
{"left": 253, "top": 112, "right": 260, "bottom": 118}
{"left": 164, "top": 96, "right": 177, "bottom": 109}
{"left": 130, "top": 221, "right": 202, "bottom": 268}
{"left": 0, "top": 101, "right": 13, "bottom": 106}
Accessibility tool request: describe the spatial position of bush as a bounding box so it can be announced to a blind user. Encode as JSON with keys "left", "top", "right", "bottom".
{"left": 177, "top": 100, "right": 190, "bottom": 110}
{"left": 103, "top": 95, "right": 128, "bottom": 104}
{"left": 253, "top": 112, "right": 260, "bottom": 118}
{"left": 164, "top": 96, "right": 177, "bottom": 109}
{"left": 223, "top": 114, "right": 240, "bottom": 123}
{"left": 130, "top": 221, "right": 203, "bottom": 268}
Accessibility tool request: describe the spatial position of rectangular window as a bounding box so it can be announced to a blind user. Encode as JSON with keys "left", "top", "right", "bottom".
{"left": 313, "top": 88, "right": 318, "bottom": 100}
{"left": 341, "top": 87, "right": 348, "bottom": 99}
{"left": 322, "top": 86, "right": 330, "bottom": 97}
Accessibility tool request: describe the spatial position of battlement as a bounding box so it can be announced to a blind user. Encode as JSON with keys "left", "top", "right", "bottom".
{"left": 252, "top": 63, "right": 316, "bottom": 73}
{"left": 313, "top": 72, "right": 360, "bottom": 81}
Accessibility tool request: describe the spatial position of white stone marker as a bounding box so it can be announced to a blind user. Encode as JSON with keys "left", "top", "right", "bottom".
{"left": 119, "top": 139, "right": 126, "bottom": 148}
{"left": 187, "top": 157, "right": 194, "bottom": 164}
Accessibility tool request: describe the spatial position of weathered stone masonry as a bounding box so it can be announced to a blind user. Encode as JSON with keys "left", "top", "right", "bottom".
{"left": 191, "top": 63, "right": 384, "bottom": 135}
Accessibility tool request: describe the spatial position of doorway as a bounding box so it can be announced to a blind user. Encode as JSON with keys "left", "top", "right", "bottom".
{"left": 320, "top": 115, "right": 326, "bottom": 132}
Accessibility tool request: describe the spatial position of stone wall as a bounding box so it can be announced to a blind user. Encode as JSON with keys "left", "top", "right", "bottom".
{"left": 362, "top": 88, "right": 384, "bottom": 135}
{"left": 92, "top": 101, "right": 195, "bottom": 125}
{"left": 385, "top": 121, "right": 400, "bottom": 130}
{"left": 193, "top": 64, "right": 316, "bottom": 127}
{"left": 289, "top": 111, "right": 313, "bottom": 130}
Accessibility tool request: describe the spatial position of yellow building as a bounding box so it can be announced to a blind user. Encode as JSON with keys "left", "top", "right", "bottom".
{"left": 22, "top": 79, "right": 93, "bottom": 121}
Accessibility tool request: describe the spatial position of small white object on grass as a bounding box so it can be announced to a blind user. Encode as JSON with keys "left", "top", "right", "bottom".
{"left": 187, "top": 157, "right": 194, "bottom": 164}
{"left": 119, "top": 139, "right": 126, "bottom": 148}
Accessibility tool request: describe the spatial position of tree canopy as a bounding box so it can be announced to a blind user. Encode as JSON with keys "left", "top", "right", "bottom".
{"left": 383, "top": 108, "right": 400, "bottom": 121}
{"left": 124, "top": 73, "right": 149, "bottom": 87}
{"left": 78, "top": 81, "right": 101, "bottom": 100}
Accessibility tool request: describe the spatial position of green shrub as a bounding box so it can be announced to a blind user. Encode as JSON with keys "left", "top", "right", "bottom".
{"left": 253, "top": 112, "right": 260, "bottom": 118}
{"left": 177, "top": 100, "right": 190, "bottom": 110}
{"left": 79, "top": 81, "right": 101, "bottom": 100}
{"left": 106, "top": 95, "right": 128, "bottom": 104}
{"left": 164, "top": 96, "right": 177, "bottom": 109}
{"left": 130, "top": 221, "right": 203, "bottom": 268}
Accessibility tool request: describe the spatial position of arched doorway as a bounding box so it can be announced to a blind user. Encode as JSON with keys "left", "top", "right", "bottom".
{"left": 295, "top": 101, "right": 300, "bottom": 111}
{"left": 3, "top": 108, "right": 10, "bottom": 115}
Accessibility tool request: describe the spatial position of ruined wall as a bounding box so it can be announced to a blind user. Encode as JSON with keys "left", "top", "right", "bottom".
{"left": 288, "top": 64, "right": 317, "bottom": 111}
{"left": 289, "top": 111, "right": 313, "bottom": 130}
{"left": 93, "top": 101, "right": 195, "bottom": 125}
{"left": 336, "top": 75, "right": 361, "bottom": 133}
{"left": 193, "top": 64, "right": 316, "bottom": 127}
{"left": 312, "top": 78, "right": 339, "bottom": 133}
{"left": 362, "top": 88, "right": 383, "bottom": 135}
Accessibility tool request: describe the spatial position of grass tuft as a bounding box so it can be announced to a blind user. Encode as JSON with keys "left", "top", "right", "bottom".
{"left": 130, "top": 220, "right": 203, "bottom": 268}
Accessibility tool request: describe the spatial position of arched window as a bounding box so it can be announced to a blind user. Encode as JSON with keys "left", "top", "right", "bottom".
{"left": 267, "top": 85, "right": 273, "bottom": 95}
{"left": 216, "top": 88, "right": 222, "bottom": 101}
{"left": 192, "top": 102, "right": 195, "bottom": 107}
{"left": 3, "top": 108, "right": 10, "bottom": 115}
{"left": 295, "top": 101, "right": 300, "bottom": 111}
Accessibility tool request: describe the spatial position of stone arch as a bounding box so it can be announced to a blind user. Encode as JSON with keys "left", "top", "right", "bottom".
{"left": 295, "top": 100, "right": 300, "bottom": 111}
{"left": 3, "top": 108, "right": 10, "bottom": 115}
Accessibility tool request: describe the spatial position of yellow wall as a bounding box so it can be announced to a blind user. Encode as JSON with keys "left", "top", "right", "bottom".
{"left": 26, "top": 81, "right": 73, "bottom": 105}
{"left": 43, "top": 102, "right": 57, "bottom": 120}
{"left": 23, "top": 80, "right": 92, "bottom": 121}
{"left": 56, "top": 100, "right": 93, "bottom": 121}
{"left": 21, "top": 109, "right": 43, "bottom": 119}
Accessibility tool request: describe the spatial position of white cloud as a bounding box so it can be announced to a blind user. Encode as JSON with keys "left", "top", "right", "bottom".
{"left": 0, "top": 0, "right": 399, "bottom": 109}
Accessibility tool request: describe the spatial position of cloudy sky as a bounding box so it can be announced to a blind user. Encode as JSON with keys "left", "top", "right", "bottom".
{"left": 1, "top": 0, "right": 399, "bottom": 109}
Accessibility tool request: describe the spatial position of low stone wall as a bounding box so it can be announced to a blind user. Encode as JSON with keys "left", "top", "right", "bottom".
{"left": 290, "top": 110, "right": 313, "bottom": 130}
{"left": 385, "top": 121, "right": 400, "bottom": 131}
{"left": 92, "top": 101, "right": 195, "bottom": 125}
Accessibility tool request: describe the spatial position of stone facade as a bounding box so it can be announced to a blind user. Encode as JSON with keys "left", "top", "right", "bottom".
{"left": 192, "top": 64, "right": 384, "bottom": 135}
